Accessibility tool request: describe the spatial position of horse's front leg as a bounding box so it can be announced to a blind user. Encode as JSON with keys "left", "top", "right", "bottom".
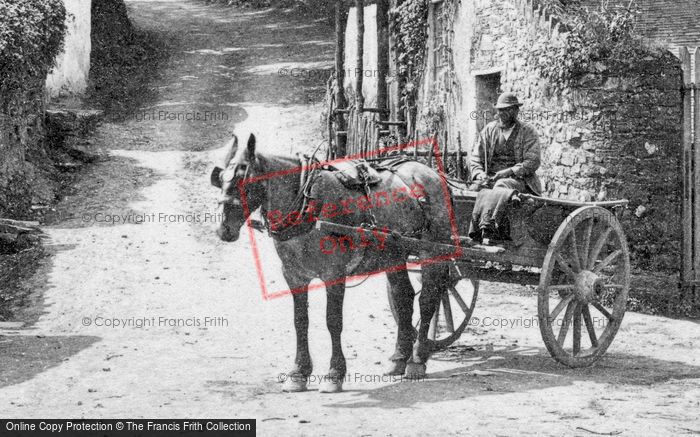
{"left": 319, "top": 281, "right": 346, "bottom": 393}
{"left": 407, "top": 263, "right": 449, "bottom": 379}
{"left": 281, "top": 274, "right": 313, "bottom": 392}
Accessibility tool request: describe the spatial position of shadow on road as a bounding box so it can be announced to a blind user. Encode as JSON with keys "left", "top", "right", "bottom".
{"left": 0, "top": 335, "right": 100, "bottom": 389}
{"left": 326, "top": 344, "right": 700, "bottom": 409}
{"left": 45, "top": 155, "right": 160, "bottom": 230}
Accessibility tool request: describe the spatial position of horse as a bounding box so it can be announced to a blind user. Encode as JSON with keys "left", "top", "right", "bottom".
{"left": 211, "top": 133, "right": 455, "bottom": 393}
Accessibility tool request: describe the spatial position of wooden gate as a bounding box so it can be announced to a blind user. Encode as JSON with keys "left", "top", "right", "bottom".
{"left": 681, "top": 46, "right": 700, "bottom": 303}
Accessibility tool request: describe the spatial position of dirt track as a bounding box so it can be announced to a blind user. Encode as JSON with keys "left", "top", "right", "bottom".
{"left": 1, "top": 1, "right": 699, "bottom": 435}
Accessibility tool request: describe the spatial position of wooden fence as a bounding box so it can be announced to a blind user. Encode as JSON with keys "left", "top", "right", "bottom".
{"left": 681, "top": 46, "right": 700, "bottom": 303}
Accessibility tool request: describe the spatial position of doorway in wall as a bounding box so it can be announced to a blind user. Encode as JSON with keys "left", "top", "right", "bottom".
{"left": 474, "top": 72, "right": 502, "bottom": 133}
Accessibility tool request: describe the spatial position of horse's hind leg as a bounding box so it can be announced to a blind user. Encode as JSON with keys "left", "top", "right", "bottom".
{"left": 407, "top": 262, "right": 449, "bottom": 379}
{"left": 385, "top": 269, "right": 415, "bottom": 376}
{"left": 319, "top": 282, "right": 346, "bottom": 393}
{"left": 282, "top": 277, "right": 313, "bottom": 392}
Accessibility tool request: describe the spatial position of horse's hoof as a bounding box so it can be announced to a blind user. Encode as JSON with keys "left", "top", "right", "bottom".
{"left": 318, "top": 377, "right": 343, "bottom": 393}
{"left": 281, "top": 375, "right": 308, "bottom": 392}
{"left": 384, "top": 360, "right": 407, "bottom": 376}
{"left": 404, "top": 362, "right": 427, "bottom": 380}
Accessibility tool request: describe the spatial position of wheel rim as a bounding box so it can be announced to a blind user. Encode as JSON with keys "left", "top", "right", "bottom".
{"left": 538, "top": 206, "right": 630, "bottom": 367}
{"left": 387, "top": 262, "right": 479, "bottom": 351}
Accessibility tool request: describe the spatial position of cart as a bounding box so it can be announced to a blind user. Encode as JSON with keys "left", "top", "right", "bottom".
{"left": 317, "top": 182, "right": 630, "bottom": 368}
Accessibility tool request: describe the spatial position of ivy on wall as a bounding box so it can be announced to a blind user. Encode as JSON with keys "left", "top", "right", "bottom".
{"left": 390, "top": 0, "right": 429, "bottom": 116}
{"left": 521, "top": 0, "right": 654, "bottom": 91}
{"left": 0, "top": 0, "right": 67, "bottom": 103}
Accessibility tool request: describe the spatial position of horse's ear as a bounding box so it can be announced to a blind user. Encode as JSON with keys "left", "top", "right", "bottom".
{"left": 247, "top": 134, "right": 256, "bottom": 157}
{"left": 222, "top": 134, "right": 239, "bottom": 167}
{"left": 211, "top": 167, "right": 223, "bottom": 188}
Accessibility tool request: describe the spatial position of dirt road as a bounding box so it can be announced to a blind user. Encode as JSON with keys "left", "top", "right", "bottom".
{"left": 1, "top": 1, "right": 699, "bottom": 435}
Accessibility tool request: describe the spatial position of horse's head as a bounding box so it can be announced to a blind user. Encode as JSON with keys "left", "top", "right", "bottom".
{"left": 211, "top": 133, "right": 266, "bottom": 242}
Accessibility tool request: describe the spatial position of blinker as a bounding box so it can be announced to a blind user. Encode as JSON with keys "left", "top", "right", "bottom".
{"left": 222, "top": 168, "right": 237, "bottom": 182}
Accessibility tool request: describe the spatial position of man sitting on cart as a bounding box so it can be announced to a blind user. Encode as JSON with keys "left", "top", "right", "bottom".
{"left": 469, "top": 92, "right": 542, "bottom": 195}
{"left": 467, "top": 92, "right": 543, "bottom": 244}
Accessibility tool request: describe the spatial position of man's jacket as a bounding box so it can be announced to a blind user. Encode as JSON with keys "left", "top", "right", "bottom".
{"left": 469, "top": 120, "right": 543, "bottom": 195}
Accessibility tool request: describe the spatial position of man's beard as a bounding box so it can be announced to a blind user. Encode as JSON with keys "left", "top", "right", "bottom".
{"left": 498, "top": 118, "right": 516, "bottom": 129}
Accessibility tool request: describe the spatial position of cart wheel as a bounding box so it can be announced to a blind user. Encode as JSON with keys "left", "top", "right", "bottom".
{"left": 538, "top": 206, "right": 630, "bottom": 368}
{"left": 386, "top": 262, "right": 479, "bottom": 351}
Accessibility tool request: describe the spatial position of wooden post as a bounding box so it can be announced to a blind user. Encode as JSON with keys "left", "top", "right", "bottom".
{"left": 442, "top": 130, "right": 449, "bottom": 172}
{"left": 335, "top": 0, "right": 348, "bottom": 158}
{"left": 694, "top": 47, "right": 700, "bottom": 303}
{"left": 456, "top": 131, "right": 463, "bottom": 180}
{"left": 376, "top": 0, "right": 390, "bottom": 122}
{"left": 355, "top": 0, "right": 365, "bottom": 113}
{"left": 680, "top": 47, "right": 694, "bottom": 290}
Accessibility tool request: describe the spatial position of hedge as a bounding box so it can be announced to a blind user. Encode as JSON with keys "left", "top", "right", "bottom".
{"left": 0, "top": 0, "right": 67, "bottom": 102}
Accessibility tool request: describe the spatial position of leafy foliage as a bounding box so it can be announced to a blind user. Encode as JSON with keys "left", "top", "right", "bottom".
{"left": 421, "top": 95, "right": 445, "bottom": 136}
{"left": 523, "top": 0, "right": 651, "bottom": 90}
{"left": 0, "top": 0, "right": 67, "bottom": 101}
{"left": 390, "top": 0, "right": 429, "bottom": 122}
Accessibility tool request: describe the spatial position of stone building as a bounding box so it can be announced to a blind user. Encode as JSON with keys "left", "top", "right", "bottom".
{"left": 339, "top": 0, "right": 699, "bottom": 299}
{"left": 407, "top": 0, "right": 699, "bottom": 298}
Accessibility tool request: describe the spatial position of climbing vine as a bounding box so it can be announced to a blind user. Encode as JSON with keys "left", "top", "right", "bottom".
{"left": 0, "top": 0, "right": 67, "bottom": 102}
{"left": 390, "top": 0, "right": 429, "bottom": 116}
{"left": 522, "top": 0, "right": 651, "bottom": 91}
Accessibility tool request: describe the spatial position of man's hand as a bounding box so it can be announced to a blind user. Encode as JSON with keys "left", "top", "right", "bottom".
{"left": 493, "top": 168, "right": 514, "bottom": 181}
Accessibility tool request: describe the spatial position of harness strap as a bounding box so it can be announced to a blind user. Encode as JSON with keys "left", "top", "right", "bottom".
{"left": 261, "top": 153, "right": 321, "bottom": 242}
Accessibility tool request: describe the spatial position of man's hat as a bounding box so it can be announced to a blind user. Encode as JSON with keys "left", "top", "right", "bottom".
{"left": 494, "top": 92, "right": 524, "bottom": 109}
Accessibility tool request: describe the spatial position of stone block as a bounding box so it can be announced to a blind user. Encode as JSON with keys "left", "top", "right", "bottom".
{"left": 560, "top": 151, "right": 575, "bottom": 166}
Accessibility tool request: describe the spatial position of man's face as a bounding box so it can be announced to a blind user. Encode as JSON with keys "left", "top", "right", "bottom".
{"left": 497, "top": 107, "right": 519, "bottom": 128}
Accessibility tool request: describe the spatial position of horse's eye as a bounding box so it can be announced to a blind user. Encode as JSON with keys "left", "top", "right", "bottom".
{"left": 222, "top": 168, "right": 237, "bottom": 182}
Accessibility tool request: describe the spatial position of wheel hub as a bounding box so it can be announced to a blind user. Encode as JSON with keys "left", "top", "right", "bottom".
{"left": 574, "top": 270, "right": 604, "bottom": 303}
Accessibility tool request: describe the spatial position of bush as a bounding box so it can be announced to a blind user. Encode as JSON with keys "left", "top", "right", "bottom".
{"left": 523, "top": 0, "right": 653, "bottom": 90}
{"left": 0, "top": 0, "right": 67, "bottom": 102}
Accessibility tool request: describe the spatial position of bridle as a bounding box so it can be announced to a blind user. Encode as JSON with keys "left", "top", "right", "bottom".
{"left": 217, "top": 153, "right": 320, "bottom": 241}
{"left": 218, "top": 161, "right": 253, "bottom": 207}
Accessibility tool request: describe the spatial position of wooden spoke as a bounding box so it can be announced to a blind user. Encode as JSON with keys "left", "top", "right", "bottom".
{"left": 555, "top": 254, "right": 577, "bottom": 279}
{"left": 581, "top": 219, "right": 594, "bottom": 268}
{"left": 592, "top": 302, "right": 614, "bottom": 321}
{"left": 593, "top": 250, "right": 622, "bottom": 274}
{"left": 441, "top": 293, "right": 455, "bottom": 333}
{"left": 603, "top": 284, "right": 624, "bottom": 290}
{"left": 548, "top": 284, "right": 575, "bottom": 293}
{"left": 449, "top": 286, "right": 471, "bottom": 313}
{"left": 587, "top": 227, "right": 613, "bottom": 270}
{"left": 573, "top": 304, "right": 582, "bottom": 355}
{"left": 581, "top": 305, "right": 599, "bottom": 347}
{"left": 569, "top": 228, "right": 582, "bottom": 272}
{"left": 549, "top": 294, "right": 575, "bottom": 322}
{"left": 557, "top": 302, "right": 576, "bottom": 346}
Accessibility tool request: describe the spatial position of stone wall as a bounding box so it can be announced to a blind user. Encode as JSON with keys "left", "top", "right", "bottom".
{"left": 0, "top": 87, "right": 47, "bottom": 218}
{"left": 46, "top": 0, "right": 93, "bottom": 98}
{"left": 416, "top": 0, "right": 683, "bottom": 275}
